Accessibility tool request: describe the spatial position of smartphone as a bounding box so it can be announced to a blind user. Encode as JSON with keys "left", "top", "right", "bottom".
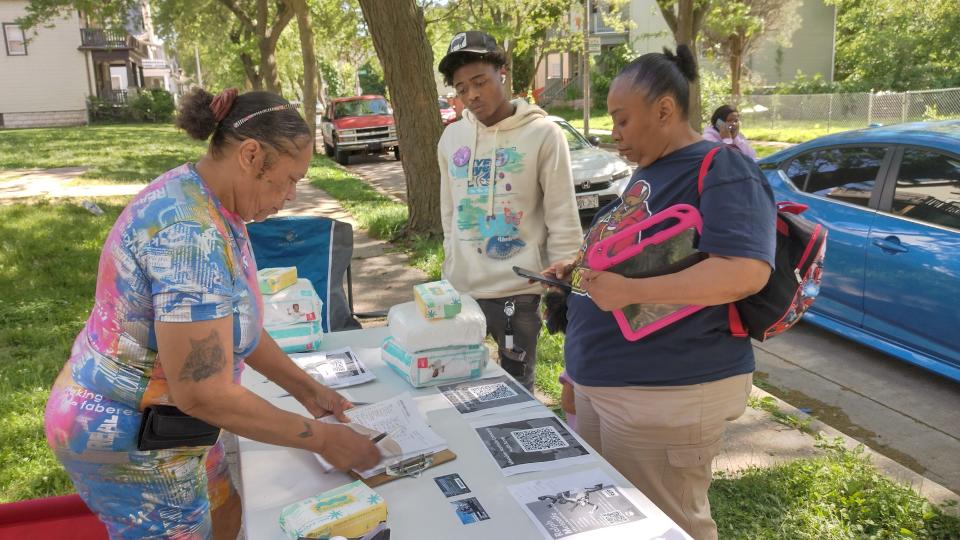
{"left": 714, "top": 119, "right": 726, "bottom": 131}
{"left": 512, "top": 266, "right": 572, "bottom": 291}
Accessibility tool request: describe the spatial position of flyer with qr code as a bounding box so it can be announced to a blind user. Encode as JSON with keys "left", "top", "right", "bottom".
{"left": 508, "top": 469, "right": 691, "bottom": 540}
{"left": 470, "top": 410, "right": 594, "bottom": 476}
{"left": 438, "top": 375, "right": 540, "bottom": 418}
{"left": 290, "top": 347, "right": 376, "bottom": 389}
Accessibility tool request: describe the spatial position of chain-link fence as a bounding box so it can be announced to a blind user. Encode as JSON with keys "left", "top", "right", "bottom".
{"left": 731, "top": 87, "right": 960, "bottom": 133}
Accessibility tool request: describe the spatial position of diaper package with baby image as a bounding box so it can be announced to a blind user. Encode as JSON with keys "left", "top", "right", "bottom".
{"left": 263, "top": 278, "right": 323, "bottom": 329}
{"left": 381, "top": 337, "right": 488, "bottom": 388}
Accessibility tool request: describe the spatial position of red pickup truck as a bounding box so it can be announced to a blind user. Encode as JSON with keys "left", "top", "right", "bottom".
{"left": 320, "top": 95, "right": 399, "bottom": 165}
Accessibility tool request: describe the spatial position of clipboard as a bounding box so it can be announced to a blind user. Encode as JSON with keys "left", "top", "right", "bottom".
{"left": 356, "top": 449, "right": 457, "bottom": 487}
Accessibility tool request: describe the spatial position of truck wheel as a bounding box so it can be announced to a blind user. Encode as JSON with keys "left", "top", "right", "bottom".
{"left": 394, "top": 147, "right": 401, "bottom": 161}
{"left": 324, "top": 142, "right": 334, "bottom": 157}
{"left": 335, "top": 147, "right": 350, "bottom": 166}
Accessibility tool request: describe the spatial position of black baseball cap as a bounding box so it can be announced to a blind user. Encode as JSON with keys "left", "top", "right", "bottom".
{"left": 438, "top": 31, "right": 501, "bottom": 76}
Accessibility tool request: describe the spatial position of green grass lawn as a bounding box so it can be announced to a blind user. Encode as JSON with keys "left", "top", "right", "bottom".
{"left": 0, "top": 124, "right": 205, "bottom": 183}
{"left": 0, "top": 200, "right": 127, "bottom": 502}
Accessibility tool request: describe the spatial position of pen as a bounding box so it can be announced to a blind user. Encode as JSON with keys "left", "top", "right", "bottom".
{"left": 370, "top": 427, "right": 401, "bottom": 444}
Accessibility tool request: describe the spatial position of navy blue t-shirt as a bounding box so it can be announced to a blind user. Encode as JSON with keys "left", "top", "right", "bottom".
{"left": 565, "top": 141, "right": 776, "bottom": 387}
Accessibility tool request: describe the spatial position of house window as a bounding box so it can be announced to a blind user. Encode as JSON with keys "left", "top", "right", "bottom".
{"left": 547, "top": 54, "right": 562, "bottom": 79}
{"left": 3, "top": 23, "right": 27, "bottom": 56}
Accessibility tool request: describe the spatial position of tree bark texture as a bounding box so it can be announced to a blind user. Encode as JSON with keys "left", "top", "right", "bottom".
{"left": 286, "top": 0, "right": 318, "bottom": 146}
{"left": 358, "top": 0, "right": 443, "bottom": 238}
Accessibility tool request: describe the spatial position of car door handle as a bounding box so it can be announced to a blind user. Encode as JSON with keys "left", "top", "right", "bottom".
{"left": 872, "top": 236, "right": 908, "bottom": 254}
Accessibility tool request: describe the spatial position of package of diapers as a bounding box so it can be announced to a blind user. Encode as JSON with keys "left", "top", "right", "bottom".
{"left": 414, "top": 279, "right": 462, "bottom": 320}
{"left": 382, "top": 337, "right": 488, "bottom": 388}
{"left": 266, "top": 320, "right": 322, "bottom": 353}
{"left": 278, "top": 480, "right": 386, "bottom": 540}
{"left": 263, "top": 278, "right": 323, "bottom": 329}
{"left": 387, "top": 294, "right": 486, "bottom": 352}
{"left": 257, "top": 266, "right": 298, "bottom": 294}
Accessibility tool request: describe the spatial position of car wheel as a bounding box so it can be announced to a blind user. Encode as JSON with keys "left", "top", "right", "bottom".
{"left": 394, "top": 147, "right": 401, "bottom": 161}
{"left": 335, "top": 147, "right": 350, "bottom": 166}
{"left": 324, "top": 142, "right": 334, "bottom": 157}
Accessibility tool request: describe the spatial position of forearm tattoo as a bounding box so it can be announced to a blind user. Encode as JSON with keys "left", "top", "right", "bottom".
{"left": 298, "top": 420, "right": 313, "bottom": 438}
{"left": 178, "top": 330, "right": 226, "bottom": 382}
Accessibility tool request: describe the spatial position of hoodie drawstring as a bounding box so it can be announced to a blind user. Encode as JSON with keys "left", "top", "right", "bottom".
{"left": 486, "top": 128, "right": 500, "bottom": 218}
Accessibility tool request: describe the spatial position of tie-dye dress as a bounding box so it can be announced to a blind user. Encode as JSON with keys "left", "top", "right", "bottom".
{"left": 44, "top": 164, "right": 263, "bottom": 539}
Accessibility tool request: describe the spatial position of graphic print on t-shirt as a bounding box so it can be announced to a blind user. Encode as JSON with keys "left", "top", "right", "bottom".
{"left": 571, "top": 179, "right": 652, "bottom": 294}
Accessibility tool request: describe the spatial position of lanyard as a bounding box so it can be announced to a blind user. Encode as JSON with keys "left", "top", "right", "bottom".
{"left": 503, "top": 300, "right": 515, "bottom": 350}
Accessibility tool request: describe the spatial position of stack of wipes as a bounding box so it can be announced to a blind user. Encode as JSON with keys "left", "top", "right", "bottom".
{"left": 278, "top": 480, "right": 386, "bottom": 540}
{"left": 383, "top": 293, "right": 488, "bottom": 387}
{"left": 260, "top": 273, "right": 324, "bottom": 353}
{"left": 414, "top": 279, "right": 462, "bottom": 320}
{"left": 257, "top": 266, "right": 298, "bottom": 294}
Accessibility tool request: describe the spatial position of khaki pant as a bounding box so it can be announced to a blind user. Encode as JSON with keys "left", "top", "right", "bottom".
{"left": 573, "top": 373, "right": 752, "bottom": 540}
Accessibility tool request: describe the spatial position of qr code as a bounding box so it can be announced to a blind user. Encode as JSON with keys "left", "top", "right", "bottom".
{"left": 601, "top": 511, "right": 628, "bottom": 525}
{"left": 511, "top": 426, "right": 569, "bottom": 452}
{"left": 326, "top": 357, "right": 349, "bottom": 372}
{"left": 468, "top": 382, "right": 518, "bottom": 403}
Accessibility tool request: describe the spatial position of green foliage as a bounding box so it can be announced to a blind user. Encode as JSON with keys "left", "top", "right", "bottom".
{"left": 770, "top": 72, "right": 843, "bottom": 95}
{"left": 127, "top": 89, "right": 176, "bottom": 123}
{"left": 710, "top": 437, "right": 960, "bottom": 539}
{"left": 320, "top": 60, "right": 347, "bottom": 99}
{"left": 358, "top": 62, "right": 386, "bottom": 96}
{"left": 699, "top": 68, "right": 732, "bottom": 123}
{"left": 591, "top": 44, "right": 635, "bottom": 109}
{"left": 827, "top": 0, "right": 960, "bottom": 92}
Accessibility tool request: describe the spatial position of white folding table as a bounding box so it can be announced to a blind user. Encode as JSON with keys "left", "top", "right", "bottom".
{"left": 237, "top": 326, "right": 691, "bottom": 539}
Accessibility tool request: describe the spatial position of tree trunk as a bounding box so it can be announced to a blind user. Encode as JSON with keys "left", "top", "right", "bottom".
{"left": 287, "top": 0, "right": 318, "bottom": 148}
{"left": 657, "top": 0, "right": 709, "bottom": 130}
{"left": 217, "top": 0, "right": 293, "bottom": 95}
{"left": 730, "top": 45, "right": 742, "bottom": 98}
{"left": 240, "top": 53, "right": 263, "bottom": 90}
{"left": 358, "top": 0, "right": 443, "bottom": 238}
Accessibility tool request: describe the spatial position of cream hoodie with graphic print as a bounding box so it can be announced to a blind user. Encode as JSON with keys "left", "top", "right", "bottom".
{"left": 438, "top": 98, "right": 582, "bottom": 299}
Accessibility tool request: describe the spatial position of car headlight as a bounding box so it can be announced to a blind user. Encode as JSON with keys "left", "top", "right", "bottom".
{"left": 612, "top": 168, "right": 631, "bottom": 181}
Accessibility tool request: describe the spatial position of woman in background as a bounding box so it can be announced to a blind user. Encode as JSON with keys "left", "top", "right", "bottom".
{"left": 703, "top": 104, "right": 757, "bottom": 160}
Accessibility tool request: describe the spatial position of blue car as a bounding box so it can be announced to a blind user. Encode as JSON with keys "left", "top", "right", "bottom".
{"left": 758, "top": 121, "right": 960, "bottom": 383}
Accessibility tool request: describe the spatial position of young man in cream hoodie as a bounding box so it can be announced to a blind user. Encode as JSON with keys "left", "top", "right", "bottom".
{"left": 437, "top": 31, "right": 582, "bottom": 390}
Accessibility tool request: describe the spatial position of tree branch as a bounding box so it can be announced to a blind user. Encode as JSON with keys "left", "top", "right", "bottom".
{"left": 217, "top": 0, "right": 255, "bottom": 33}
{"left": 657, "top": 1, "right": 680, "bottom": 34}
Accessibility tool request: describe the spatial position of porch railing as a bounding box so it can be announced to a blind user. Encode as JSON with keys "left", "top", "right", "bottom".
{"left": 80, "top": 28, "right": 128, "bottom": 49}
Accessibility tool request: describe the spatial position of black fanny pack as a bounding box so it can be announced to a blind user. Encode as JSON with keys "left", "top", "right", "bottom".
{"left": 136, "top": 405, "right": 221, "bottom": 451}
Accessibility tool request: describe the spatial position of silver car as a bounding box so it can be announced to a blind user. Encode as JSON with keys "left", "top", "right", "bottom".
{"left": 549, "top": 116, "right": 632, "bottom": 219}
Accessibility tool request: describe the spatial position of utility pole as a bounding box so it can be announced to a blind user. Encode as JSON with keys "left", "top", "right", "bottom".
{"left": 582, "top": 0, "right": 591, "bottom": 136}
{"left": 194, "top": 45, "right": 203, "bottom": 88}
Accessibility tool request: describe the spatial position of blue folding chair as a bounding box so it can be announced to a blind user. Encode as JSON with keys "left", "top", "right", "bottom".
{"left": 248, "top": 216, "right": 370, "bottom": 332}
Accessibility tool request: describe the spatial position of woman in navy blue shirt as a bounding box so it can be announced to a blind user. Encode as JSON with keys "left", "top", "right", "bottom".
{"left": 546, "top": 46, "right": 776, "bottom": 539}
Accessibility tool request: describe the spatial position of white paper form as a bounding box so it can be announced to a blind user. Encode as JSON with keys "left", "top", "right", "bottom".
{"left": 290, "top": 347, "right": 375, "bottom": 389}
{"left": 315, "top": 393, "right": 446, "bottom": 478}
{"left": 508, "top": 469, "right": 690, "bottom": 540}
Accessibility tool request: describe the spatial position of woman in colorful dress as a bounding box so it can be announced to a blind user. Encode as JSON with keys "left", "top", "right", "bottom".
{"left": 44, "top": 88, "right": 380, "bottom": 539}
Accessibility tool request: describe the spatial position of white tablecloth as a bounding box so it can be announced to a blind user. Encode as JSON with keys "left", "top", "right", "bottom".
{"left": 237, "top": 326, "right": 690, "bottom": 539}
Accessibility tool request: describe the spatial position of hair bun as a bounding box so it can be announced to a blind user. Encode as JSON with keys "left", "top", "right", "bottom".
{"left": 175, "top": 88, "right": 217, "bottom": 141}
{"left": 663, "top": 45, "right": 698, "bottom": 83}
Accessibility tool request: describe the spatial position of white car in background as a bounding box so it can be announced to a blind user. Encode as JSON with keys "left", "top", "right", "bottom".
{"left": 549, "top": 116, "right": 632, "bottom": 220}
